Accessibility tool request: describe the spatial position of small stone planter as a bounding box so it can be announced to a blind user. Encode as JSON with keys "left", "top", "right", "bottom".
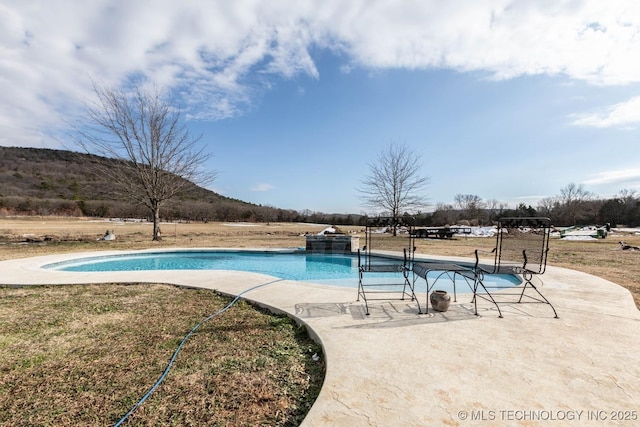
{"left": 430, "top": 290, "right": 451, "bottom": 312}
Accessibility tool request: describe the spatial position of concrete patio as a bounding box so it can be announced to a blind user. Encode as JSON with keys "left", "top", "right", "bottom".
{"left": 1, "top": 250, "right": 639, "bottom": 426}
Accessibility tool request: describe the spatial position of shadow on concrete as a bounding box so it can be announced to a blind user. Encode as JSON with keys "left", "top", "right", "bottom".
{"left": 295, "top": 301, "right": 481, "bottom": 329}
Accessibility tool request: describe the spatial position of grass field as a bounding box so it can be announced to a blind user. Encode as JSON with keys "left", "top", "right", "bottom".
{"left": 1, "top": 216, "right": 639, "bottom": 425}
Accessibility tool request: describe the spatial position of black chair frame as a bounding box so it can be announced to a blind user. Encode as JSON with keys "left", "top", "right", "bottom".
{"left": 472, "top": 217, "right": 558, "bottom": 318}
{"left": 356, "top": 217, "right": 421, "bottom": 315}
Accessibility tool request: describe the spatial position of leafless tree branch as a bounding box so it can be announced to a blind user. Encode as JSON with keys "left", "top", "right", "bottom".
{"left": 358, "top": 143, "right": 429, "bottom": 225}
{"left": 73, "top": 82, "right": 216, "bottom": 240}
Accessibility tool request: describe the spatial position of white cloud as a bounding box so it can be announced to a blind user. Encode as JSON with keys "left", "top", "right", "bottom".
{"left": 251, "top": 183, "right": 274, "bottom": 192}
{"left": 2, "top": 1, "right": 640, "bottom": 147}
{"left": 319, "top": 0, "right": 640, "bottom": 84}
{"left": 583, "top": 169, "right": 640, "bottom": 186}
{"left": 570, "top": 96, "right": 640, "bottom": 128}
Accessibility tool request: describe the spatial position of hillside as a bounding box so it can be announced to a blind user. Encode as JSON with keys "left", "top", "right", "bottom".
{"left": 0, "top": 147, "right": 300, "bottom": 222}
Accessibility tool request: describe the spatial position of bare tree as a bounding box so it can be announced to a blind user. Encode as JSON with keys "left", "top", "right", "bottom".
{"left": 359, "top": 143, "right": 429, "bottom": 232}
{"left": 558, "top": 183, "right": 594, "bottom": 225}
{"left": 75, "top": 83, "right": 215, "bottom": 240}
{"left": 537, "top": 196, "right": 558, "bottom": 218}
{"left": 559, "top": 183, "right": 593, "bottom": 205}
{"left": 454, "top": 194, "right": 486, "bottom": 222}
{"left": 617, "top": 189, "right": 640, "bottom": 226}
{"left": 431, "top": 203, "right": 456, "bottom": 226}
{"left": 485, "top": 198, "right": 499, "bottom": 212}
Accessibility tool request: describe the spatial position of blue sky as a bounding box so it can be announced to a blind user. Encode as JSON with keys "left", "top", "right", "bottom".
{"left": 2, "top": 1, "right": 640, "bottom": 214}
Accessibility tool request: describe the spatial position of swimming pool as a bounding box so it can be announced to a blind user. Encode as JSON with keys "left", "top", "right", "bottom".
{"left": 43, "top": 250, "right": 520, "bottom": 292}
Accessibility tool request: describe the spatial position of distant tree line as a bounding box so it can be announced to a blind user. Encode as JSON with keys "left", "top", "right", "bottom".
{"left": 421, "top": 184, "right": 640, "bottom": 228}
{"left": 0, "top": 196, "right": 301, "bottom": 223}
{"left": 2, "top": 182, "right": 638, "bottom": 228}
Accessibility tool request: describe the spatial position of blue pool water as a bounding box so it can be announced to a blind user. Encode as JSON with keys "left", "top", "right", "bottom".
{"left": 43, "top": 250, "right": 520, "bottom": 293}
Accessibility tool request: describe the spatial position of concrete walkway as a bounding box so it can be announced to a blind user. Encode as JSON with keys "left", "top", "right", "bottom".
{"left": 1, "top": 250, "right": 639, "bottom": 426}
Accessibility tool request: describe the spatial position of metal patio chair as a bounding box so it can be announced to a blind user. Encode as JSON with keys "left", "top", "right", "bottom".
{"left": 356, "top": 217, "right": 421, "bottom": 315}
{"left": 472, "top": 217, "right": 558, "bottom": 318}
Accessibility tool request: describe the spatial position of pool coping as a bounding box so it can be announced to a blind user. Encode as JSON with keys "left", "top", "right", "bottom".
{"left": 2, "top": 249, "right": 640, "bottom": 426}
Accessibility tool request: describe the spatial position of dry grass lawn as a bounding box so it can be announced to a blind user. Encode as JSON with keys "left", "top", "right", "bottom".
{"left": 0, "top": 284, "right": 323, "bottom": 426}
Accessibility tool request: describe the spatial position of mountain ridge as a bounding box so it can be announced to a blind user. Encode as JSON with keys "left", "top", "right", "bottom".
{"left": 0, "top": 146, "right": 304, "bottom": 222}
